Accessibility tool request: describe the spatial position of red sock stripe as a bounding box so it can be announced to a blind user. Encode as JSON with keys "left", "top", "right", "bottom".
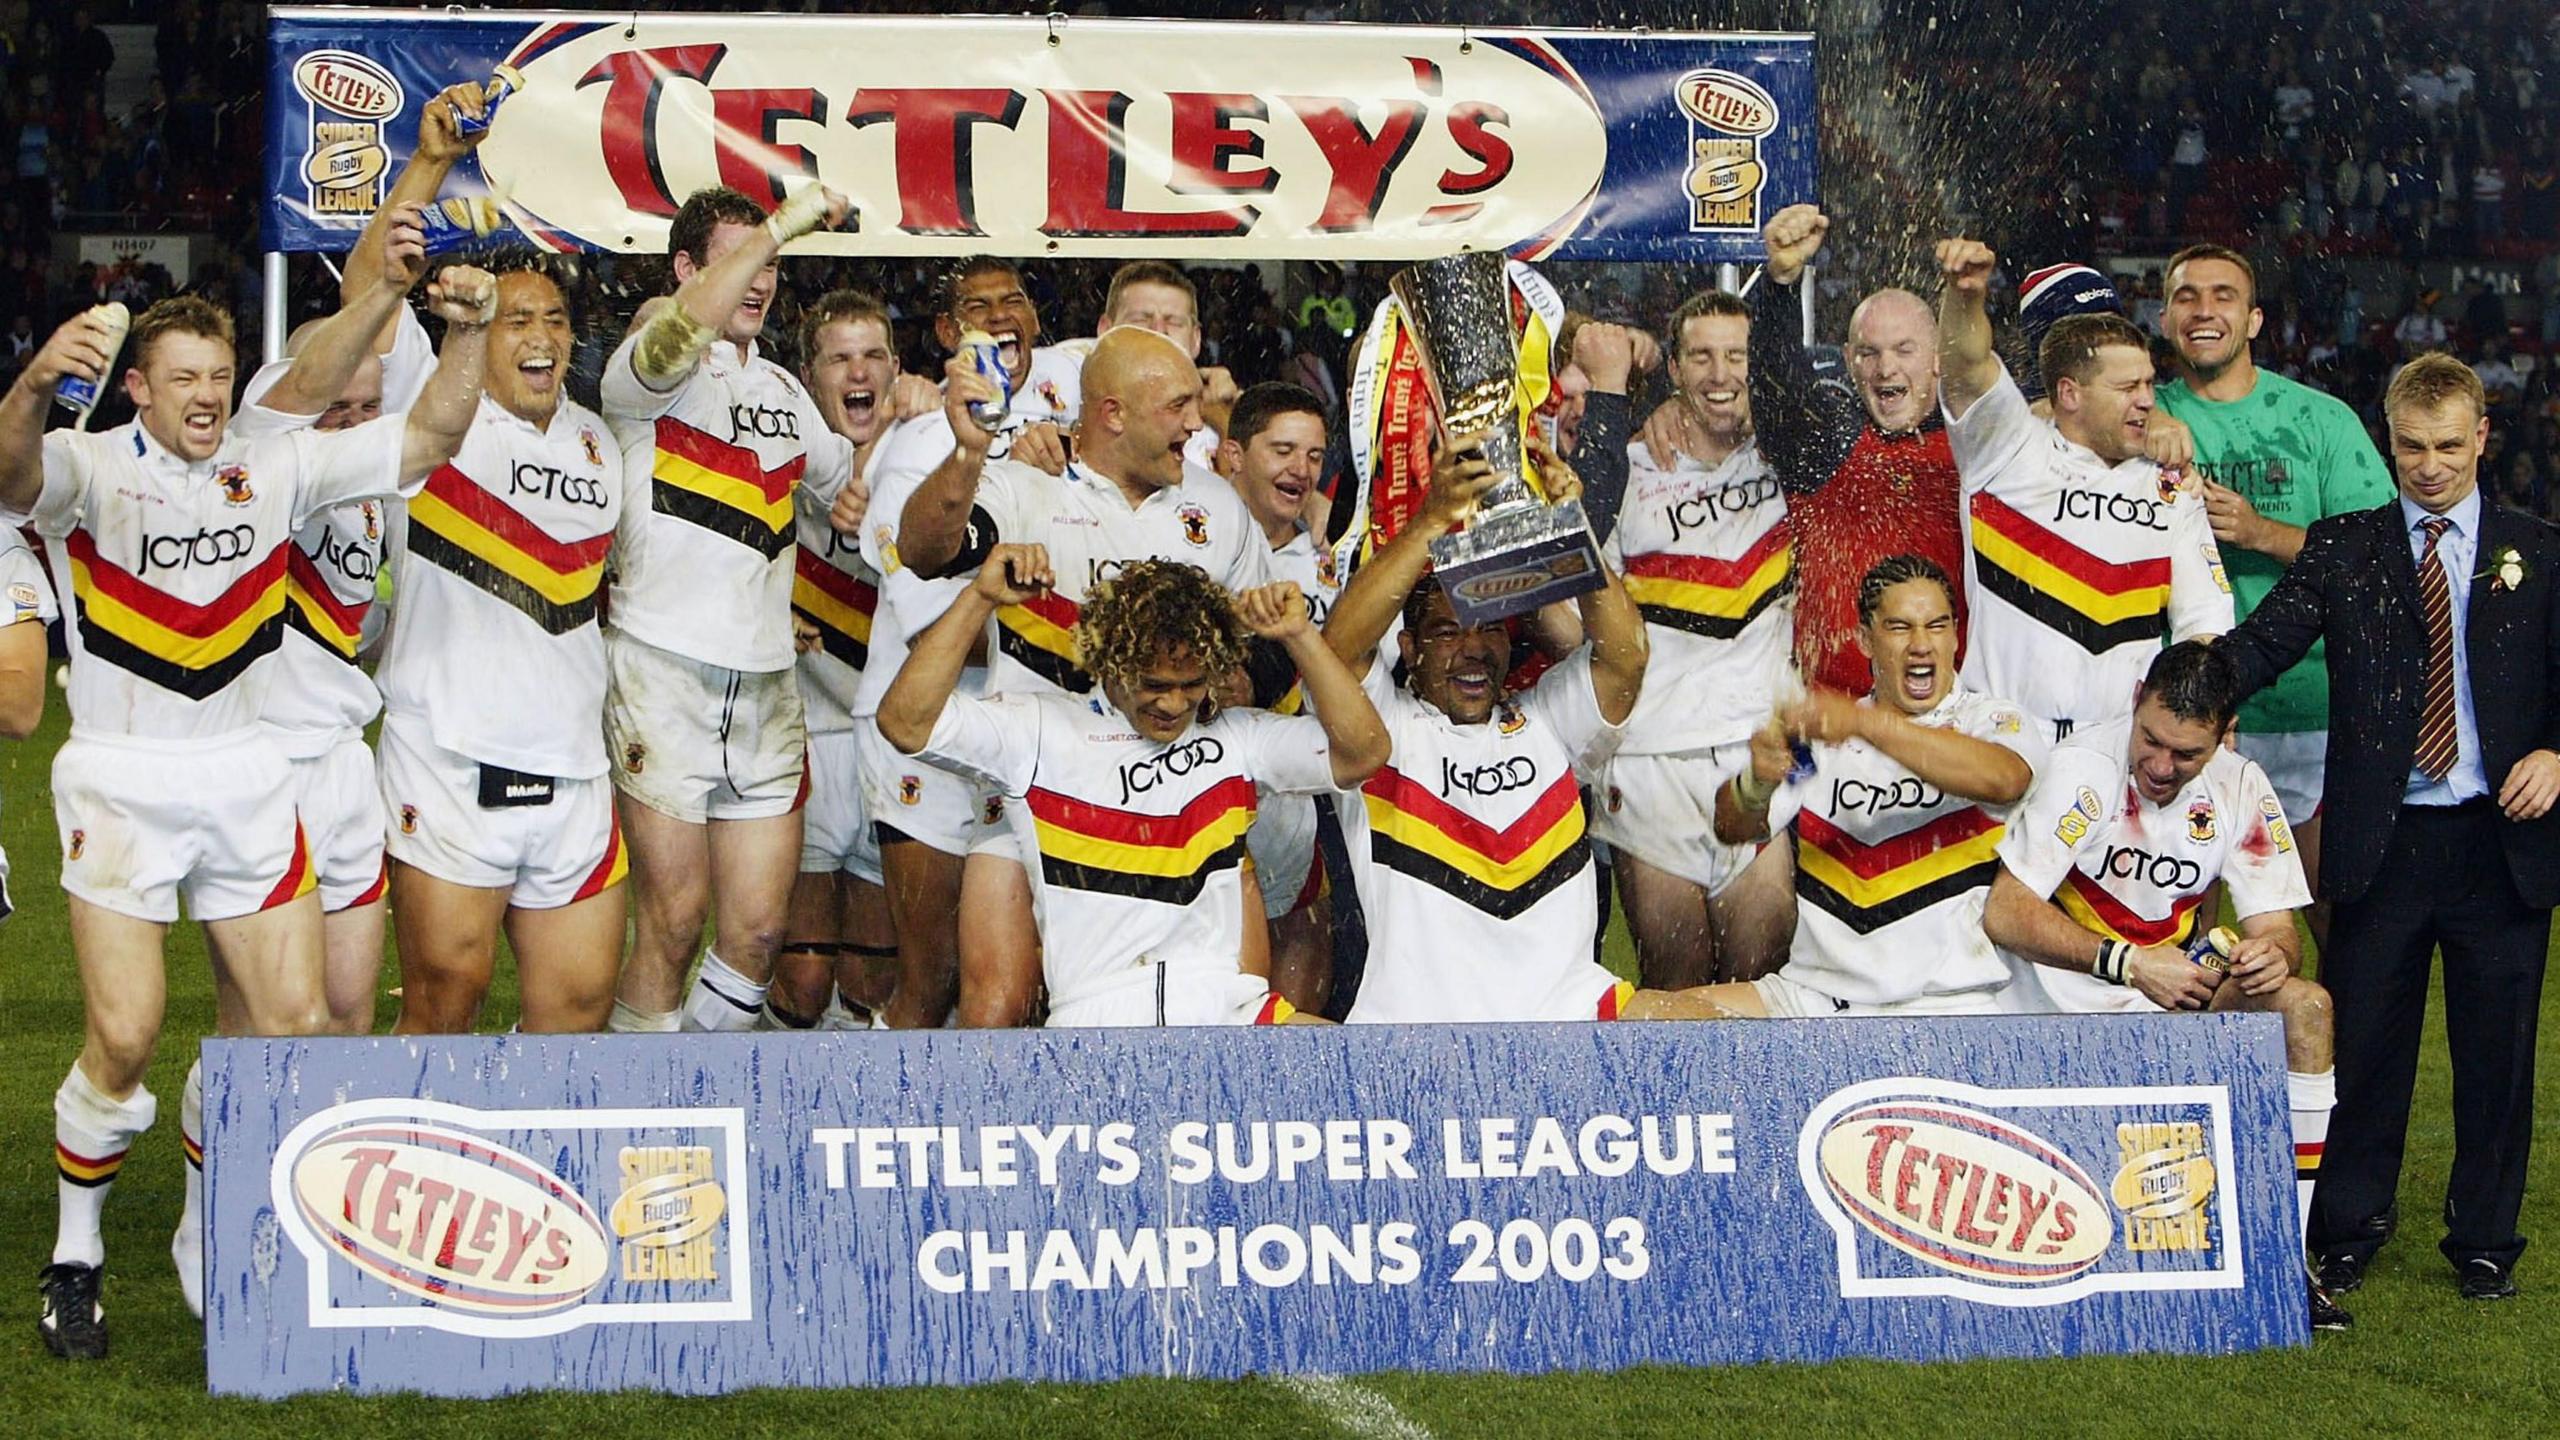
{"left": 55, "top": 1142, "right": 126, "bottom": 1186}
{"left": 182, "top": 1131, "right": 204, "bottom": 1168}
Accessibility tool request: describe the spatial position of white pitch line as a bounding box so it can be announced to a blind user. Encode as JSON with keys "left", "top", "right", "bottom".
{"left": 1274, "top": 1373, "right": 1438, "bottom": 1440}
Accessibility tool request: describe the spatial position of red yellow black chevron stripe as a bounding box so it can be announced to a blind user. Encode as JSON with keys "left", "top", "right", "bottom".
{"left": 407, "top": 466, "right": 610, "bottom": 635}
{"left": 1969, "top": 492, "right": 2170, "bottom": 653}
{"left": 257, "top": 822, "right": 317, "bottom": 911}
{"left": 997, "top": 587, "right": 1091, "bottom": 692}
{"left": 1361, "top": 766, "right": 1588, "bottom": 919}
{"left": 181, "top": 1130, "right": 204, "bottom": 1169}
{"left": 793, "top": 548, "right": 876, "bottom": 670}
{"left": 283, "top": 545, "right": 367, "bottom": 663}
{"left": 1027, "top": 774, "right": 1255, "bottom": 905}
{"left": 571, "top": 812, "right": 629, "bottom": 901}
{"left": 2057, "top": 867, "right": 2204, "bottom": 947}
{"left": 1622, "top": 525, "right": 1793, "bottom": 639}
{"left": 64, "top": 528, "right": 286, "bottom": 700}
{"left": 1794, "top": 806, "right": 2005, "bottom": 934}
{"left": 55, "top": 1143, "right": 125, "bottom": 1188}
{"left": 650, "top": 417, "right": 799, "bottom": 560}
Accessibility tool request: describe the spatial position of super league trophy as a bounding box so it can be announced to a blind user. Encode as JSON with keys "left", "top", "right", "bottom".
{"left": 1390, "top": 251, "right": 1606, "bottom": 627}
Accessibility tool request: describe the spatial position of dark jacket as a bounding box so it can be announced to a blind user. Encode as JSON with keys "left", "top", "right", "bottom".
{"left": 2218, "top": 498, "right": 2560, "bottom": 907}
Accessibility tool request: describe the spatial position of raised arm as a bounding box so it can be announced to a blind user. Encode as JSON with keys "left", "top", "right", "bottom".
{"left": 1236, "top": 581, "right": 1388, "bottom": 787}
{"left": 1533, "top": 430, "right": 1646, "bottom": 725}
{"left": 881, "top": 544, "right": 1052, "bottom": 755}
{"left": 627, "top": 184, "right": 850, "bottom": 396}
{"left": 896, "top": 351, "right": 1005, "bottom": 577}
{"left": 1749, "top": 205, "right": 1866, "bottom": 491}
{"left": 397, "top": 266, "right": 497, "bottom": 486}
{"left": 256, "top": 204, "right": 428, "bottom": 417}
{"left": 1561, "top": 321, "right": 1646, "bottom": 538}
{"left": 1322, "top": 433, "right": 1500, "bottom": 670}
{"left": 0, "top": 313, "right": 118, "bottom": 515}
{"left": 342, "top": 79, "right": 488, "bottom": 333}
{"left": 1935, "top": 238, "right": 2002, "bottom": 420}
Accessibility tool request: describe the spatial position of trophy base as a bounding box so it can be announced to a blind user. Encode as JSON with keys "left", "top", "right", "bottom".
{"left": 1427, "top": 499, "right": 1607, "bottom": 627}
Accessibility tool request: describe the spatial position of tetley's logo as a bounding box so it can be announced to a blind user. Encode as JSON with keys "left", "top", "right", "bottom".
{"left": 273, "top": 1099, "right": 749, "bottom": 1336}
{"left": 1677, "top": 69, "right": 1776, "bottom": 231}
{"left": 1799, "top": 1078, "right": 2244, "bottom": 1305}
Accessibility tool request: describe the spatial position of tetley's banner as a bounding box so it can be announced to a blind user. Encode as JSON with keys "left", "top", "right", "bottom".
{"left": 264, "top": 9, "right": 1815, "bottom": 260}
{"left": 204, "top": 1016, "right": 2304, "bottom": 1398}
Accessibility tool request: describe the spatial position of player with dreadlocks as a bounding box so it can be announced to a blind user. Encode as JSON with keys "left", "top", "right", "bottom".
{"left": 878, "top": 547, "right": 1386, "bottom": 1027}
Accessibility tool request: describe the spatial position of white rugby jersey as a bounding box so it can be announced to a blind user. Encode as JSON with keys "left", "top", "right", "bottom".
{"left": 1993, "top": 715, "right": 2310, "bottom": 1013}
{"left": 234, "top": 306, "right": 434, "bottom": 756}
{"left": 376, "top": 395, "right": 626, "bottom": 779}
{"left": 14, "top": 418, "right": 414, "bottom": 740}
{"left": 917, "top": 690, "right": 1335, "bottom": 1019}
{"left": 1947, "top": 366, "right": 2233, "bottom": 726}
{"left": 1339, "top": 651, "right": 1630, "bottom": 1024}
{"left": 1763, "top": 689, "right": 2046, "bottom": 1004}
{"left": 601, "top": 333, "right": 856, "bottom": 674}
{"left": 791, "top": 485, "right": 876, "bottom": 735}
{"left": 966, "top": 458, "right": 1268, "bottom": 701}
{"left": 1604, "top": 440, "right": 1792, "bottom": 754}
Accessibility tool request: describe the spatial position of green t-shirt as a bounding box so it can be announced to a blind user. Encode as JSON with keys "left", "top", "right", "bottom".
{"left": 2158, "top": 369, "right": 2395, "bottom": 733}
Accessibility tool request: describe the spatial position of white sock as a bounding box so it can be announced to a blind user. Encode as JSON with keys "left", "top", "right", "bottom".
{"left": 53, "top": 1065, "right": 157, "bottom": 1269}
{"left": 681, "top": 950, "right": 767, "bottom": 1033}
{"left": 759, "top": 997, "right": 818, "bottom": 1031}
{"left": 819, "top": 993, "right": 869, "bottom": 1031}
{"left": 2288, "top": 1068, "right": 2336, "bottom": 1258}
{"left": 608, "top": 999, "right": 680, "bottom": 1034}
{"left": 175, "top": 1061, "right": 204, "bottom": 1318}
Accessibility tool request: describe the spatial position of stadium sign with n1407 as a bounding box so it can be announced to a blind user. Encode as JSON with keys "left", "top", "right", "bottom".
{"left": 202, "top": 1016, "right": 2305, "bottom": 1397}
{"left": 262, "top": 9, "right": 1815, "bottom": 261}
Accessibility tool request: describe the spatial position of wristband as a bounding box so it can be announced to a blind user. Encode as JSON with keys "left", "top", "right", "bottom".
{"left": 1733, "top": 767, "right": 1775, "bottom": 811}
{"left": 765, "top": 184, "right": 835, "bottom": 245}
{"left": 632, "top": 302, "right": 717, "bottom": 388}
{"left": 2092, "top": 938, "right": 2130, "bottom": 986}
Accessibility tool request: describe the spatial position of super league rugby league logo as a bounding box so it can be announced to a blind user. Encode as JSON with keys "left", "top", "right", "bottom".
{"left": 1798, "top": 1079, "right": 2245, "bottom": 1305}
{"left": 271, "top": 1098, "right": 750, "bottom": 1337}
{"left": 1676, "top": 69, "right": 1776, "bottom": 232}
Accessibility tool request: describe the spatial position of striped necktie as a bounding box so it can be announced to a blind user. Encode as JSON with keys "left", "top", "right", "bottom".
{"left": 2414, "top": 516, "right": 2459, "bottom": 780}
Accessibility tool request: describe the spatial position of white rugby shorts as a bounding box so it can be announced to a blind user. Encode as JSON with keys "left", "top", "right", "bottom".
{"left": 1751, "top": 969, "right": 2008, "bottom": 1018}
{"left": 800, "top": 727, "right": 883, "bottom": 884}
{"left": 286, "top": 732, "right": 388, "bottom": 912}
{"left": 380, "top": 721, "right": 628, "bottom": 909}
{"left": 54, "top": 728, "right": 315, "bottom": 923}
{"left": 857, "top": 717, "right": 988, "bottom": 857}
{"left": 1589, "top": 744, "right": 1764, "bottom": 895}
{"left": 1248, "top": 791, "right": 1322, "bottom": 918}
{"left": 605, "top": 630, "right": 807, "bottom": 823}
{"left": 1046, "top": 963, "right": 1293, "bottom": 1028}
{"left": 2235, "top": 729, "right": 2326, "bottom": 827}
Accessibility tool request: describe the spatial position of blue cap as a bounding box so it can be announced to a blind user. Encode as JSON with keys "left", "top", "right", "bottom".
{"left": 2018, "top": 263, "right": 2121, "bottom": 352}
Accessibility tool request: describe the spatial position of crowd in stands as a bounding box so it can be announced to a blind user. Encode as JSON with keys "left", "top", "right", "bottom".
{"left": 2, "top": 0, "right": 2558, "bottom": 518}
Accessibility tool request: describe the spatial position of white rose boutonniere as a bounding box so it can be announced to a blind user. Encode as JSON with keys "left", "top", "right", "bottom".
{"left": 2477, "top": 546, "right": 2527, "bottom": 594}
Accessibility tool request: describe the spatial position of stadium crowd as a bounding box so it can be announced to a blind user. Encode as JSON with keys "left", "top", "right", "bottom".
{"left": 0, "top": 0, "right": 2551, "bottom": 1391}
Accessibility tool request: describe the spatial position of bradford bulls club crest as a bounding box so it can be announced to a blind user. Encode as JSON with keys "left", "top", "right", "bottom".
{"left": 67, "top": 829, "right": 85, "bottom": 861}
{"left": 398, "top": 805, "right": 418, "bottom": 836}
{"left": 2186, "top": 800, "right": 2216, "bottom": 843}
{"left": 623, "top": 742, "right": 646, "bottom": 775}
{"left": 580, "top": 428, "right": 604, "bottom": 468}
{"left": 1178, "top": 502, "right": 1211, "bottom": 547}
{"left": 217, "top": 464, "right": 255, "bottom": 507}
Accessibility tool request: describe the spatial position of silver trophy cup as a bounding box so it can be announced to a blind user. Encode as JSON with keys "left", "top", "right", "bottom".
{"left": 1389, "top": 251, "right": 1605, "bottom": 627}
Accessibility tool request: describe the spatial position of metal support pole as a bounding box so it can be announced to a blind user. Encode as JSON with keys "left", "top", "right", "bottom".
{"left": 1801, "top": 265, "right": 1818, "bottom": 346}
{"left": 263, "top": 252, "right": 289, "bottom": 364}
{"left": 1717, "top": 261, "right": 1741, "bottom": 294}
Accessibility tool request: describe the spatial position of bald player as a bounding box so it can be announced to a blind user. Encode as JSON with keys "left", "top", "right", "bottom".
{"left": 898, "top": 325, "right": 1273, "bottom": 1025}
{"left": 1722, "top": 206, "right": 1966, "bottom": 697}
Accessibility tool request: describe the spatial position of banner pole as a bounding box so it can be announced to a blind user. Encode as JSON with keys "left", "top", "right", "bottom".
{"left": 263, "top": 252, "right": 288, "bottom": 365}
{"left": 1801, "top": 265, "right": 1818, "bottom": 346}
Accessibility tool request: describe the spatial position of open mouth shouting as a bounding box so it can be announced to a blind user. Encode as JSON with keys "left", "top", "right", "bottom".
{"left": 518, "top": 353, "right": 559, "bottom": 394}
{"left": 1895, "top": 656, "right": 1939, "bottom": 706}
{"left": 181, "top": 407, "right": 222, "bottom": 446}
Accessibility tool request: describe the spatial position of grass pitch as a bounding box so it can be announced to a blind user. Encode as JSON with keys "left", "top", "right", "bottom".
{"left": 0, "top": 696, "right": 2555, "bottom": 1437}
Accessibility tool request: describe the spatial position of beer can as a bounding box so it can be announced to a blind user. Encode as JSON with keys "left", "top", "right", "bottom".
{"left": 54, "top": 302, "right": 131, "bottom": 424}
{"left": 418, "top": 196, "right": 506, "bottom": 254}
{"left": 453, "top": 64, "right": 524, "bottom": 138}
{"left": 957, "top": 328, "right": 1012, "bottom": 430}
{"left": 2186, "top": 925, "right": 2238, "bottom": 973}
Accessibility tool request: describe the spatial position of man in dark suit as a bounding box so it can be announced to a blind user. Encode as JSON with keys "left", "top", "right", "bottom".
{"left": 2219, "top": 353, "right": 2560, "bottom": 1301}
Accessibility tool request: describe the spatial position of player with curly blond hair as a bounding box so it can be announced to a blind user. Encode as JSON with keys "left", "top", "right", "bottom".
{"left": 878, "top": 545, "right": 1385, "bottom": 1027}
